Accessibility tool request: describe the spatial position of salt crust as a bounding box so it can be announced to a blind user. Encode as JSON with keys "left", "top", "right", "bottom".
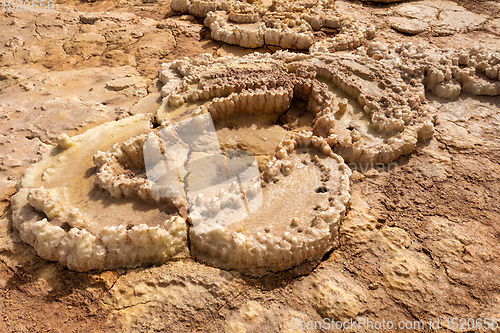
{"left": 92, "top": 110, "right": 350, "bottom": 275}
{"left": 10, "top": 116, "right": 189, "bottom": 271}
{"left": 189, "top": 132, "right": 351, "bottom": 276}
{"left": 93, "top": 134, "right": 188, "bottom": 213}
{"left": 94, "top": 128, "right": 351, "bottom": 276}
{"left": 13, "top": 185, "right": 188, "bottom": 271}
{"left": 91, "top": 47, "right": 437, "bottom": 274}
{"left": 12, "top": 43, "right": 496, "bottom": 275}
{"left": 366, "top": 42, "right": 500, "bottom": 99}
{"left": 157, "top": 51, "right": 435, "bottom": 164}
{"left": 171, "top": 0, "right": 375, "bottom": 51}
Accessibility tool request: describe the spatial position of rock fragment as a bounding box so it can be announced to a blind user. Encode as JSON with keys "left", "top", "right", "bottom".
{"left": 389, "top": 17, "right": 429, "bottom": 35}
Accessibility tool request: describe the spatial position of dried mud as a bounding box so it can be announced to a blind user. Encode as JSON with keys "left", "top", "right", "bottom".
{"left": 1, "top": 0, "right": 499, "bottom": 332}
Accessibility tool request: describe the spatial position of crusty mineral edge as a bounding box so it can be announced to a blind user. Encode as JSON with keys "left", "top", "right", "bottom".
{"left": 10, "top": 115, "right": 189, "bottom": 271}
{"left": 189, "top": 133, "right": 351, "bottom": 277}
{"left": 366, "top": 42, "right": 500, "bottom": 99}
{"left": 155, "top": 55, "right": 291, "bottom": 124}
{"left": 93, "top": 133, "right": 188, "bottom": 214}
{"left": 67, "top": 119, "right": 351, "bottom": 277}
{"left": 156, "top": 51, "right": 435, "bottom": 165}
{"left": 277, "top": 51, "right": 435, "bottom": 165}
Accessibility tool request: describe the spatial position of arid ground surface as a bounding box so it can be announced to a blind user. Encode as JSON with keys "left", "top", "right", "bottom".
{"left": 1, "top": 0, "right": 499, "bottom": 332}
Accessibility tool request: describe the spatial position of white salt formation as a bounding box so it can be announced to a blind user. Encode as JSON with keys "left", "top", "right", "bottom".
{"left": 13, "top": 43, "right": 495, "bottom": 275}
{"left": 366, "top": 43, "right": 500, "bottom": 99}
{"left": 91, "top": 122, "right": 350, "bottom": 276}
{"left": 171, "top": 0, "right": 375, "bottom": 51}
{"left": 11, "top": 116, "right": 189, "bottom": 271}
{"left": 157, "top": 51, "right": 435, "bottom": 165}
{"left": 190, "top": 133, "right": 351, "bottom": 276}
{"left": 85, "top": 112, "right": 349, "bottom": 276}
{"left": 155, "top": 52, "right": 295, "bottom": 124}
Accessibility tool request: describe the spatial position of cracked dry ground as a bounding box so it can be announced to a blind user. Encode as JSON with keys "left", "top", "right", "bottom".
{"left": 0, "top": 0, "right": 499, "bottom": 332}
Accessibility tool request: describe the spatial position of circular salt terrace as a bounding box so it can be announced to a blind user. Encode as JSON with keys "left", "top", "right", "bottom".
{"left": 171, "top": 0, "right": 375, "bottom": 52}
{"left": 11, "top": 116, "right": 189, "bottom": 271}
{"left": 11, "top": 50, "right": 436, "bottom": 276}
{"left": 157, "top": 52, "right": 435, "bottom": 165}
